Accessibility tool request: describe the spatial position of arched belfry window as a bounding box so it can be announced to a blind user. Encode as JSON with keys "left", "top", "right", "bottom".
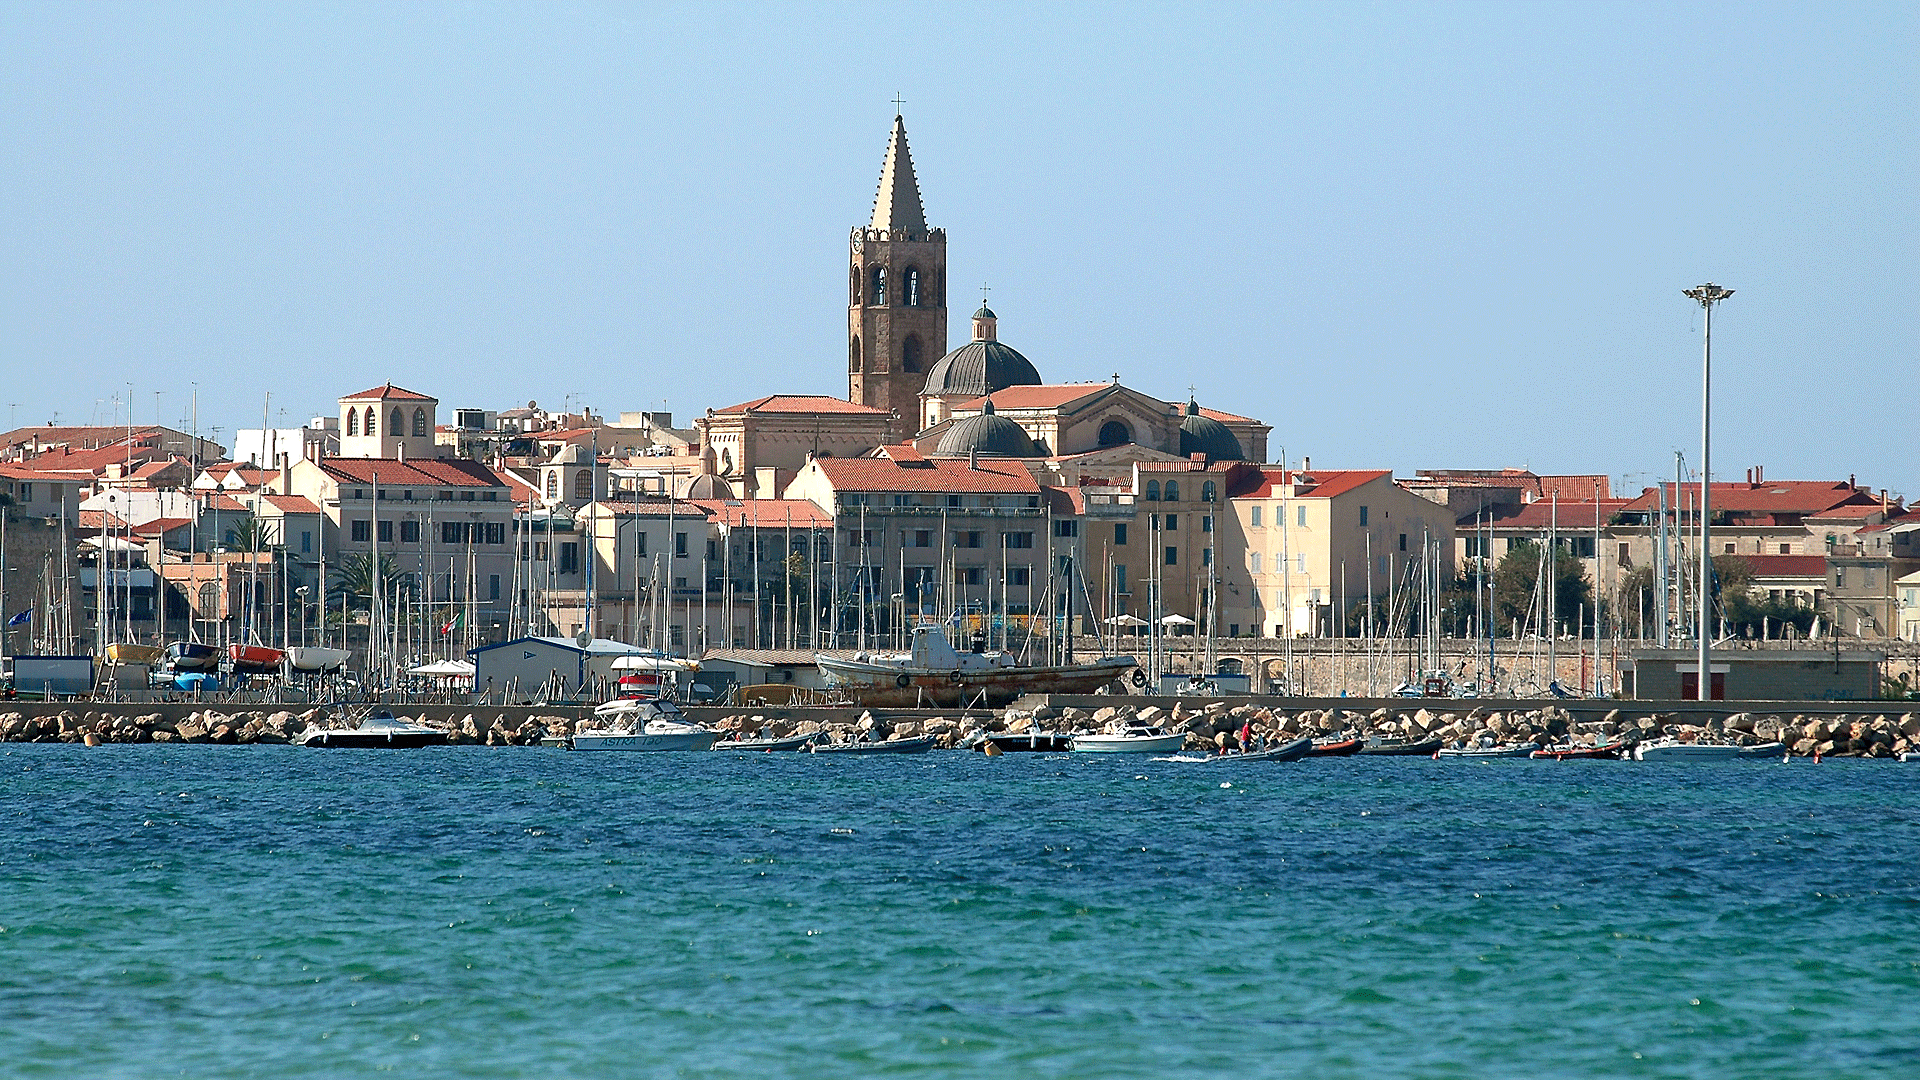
{"left": 1165, "top": 480, "right": 1180, "bottom": 502}
{"left": 905, "top": 267, "right": 921, "bottom": 307}
{"left": 851, "top": 266, "right": 862, "bottom": 306}
{"left": 1202, "top": 481, "right": 1217, "bottom": 503}
{"left": 871, "top": 266, "right": 887, "bottom": 307}
{"left": 412, "top": 408, "right": 427, "bottom": 437}
{"left": 1144, "top": 480, "right": 1160, "bottom": 501}
{"left": 849, "top": 335, "right": 862, "bottom": 372}
{"left": 902, "top": 335, "right": 923, "bottom": 373}
{"left": 1098, "top": 420, "right": 1132, "bottom": 447}
{"left": 391, "top": 407, "right": 404, "bottom": 435}
{"left": 346, "top": 410, "right": 359, "bottom": 436}
{"left": 365, "top": 408, "right": 376, "bottom": 437}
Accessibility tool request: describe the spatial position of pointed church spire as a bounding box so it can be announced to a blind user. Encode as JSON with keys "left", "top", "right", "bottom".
{"left": 869, "top": 114, "right": 927, "bottom": 232}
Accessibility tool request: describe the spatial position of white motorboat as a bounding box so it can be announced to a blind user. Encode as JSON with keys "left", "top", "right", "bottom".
{"left": 1071, "top": 724, "right": 1189, "bottom": 754}
{"left": 286, "top": 646, "right": 353, "bottom": 673}
{"left": 296, "top": 709, "right": 447, "bottom": 748}
{"left": 571, "top": 697, "right": 720, "bottom": 752}
{"left": 1435, "top": 743, "right": 1538, "bottom": 759}
{"left": 1633, "top": 738, "right": 1743, "bottom": 761}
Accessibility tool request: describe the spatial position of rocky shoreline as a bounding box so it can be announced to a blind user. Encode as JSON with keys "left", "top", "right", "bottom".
{"left": 4, "top": 702, "right": 1917, "bottom": 757}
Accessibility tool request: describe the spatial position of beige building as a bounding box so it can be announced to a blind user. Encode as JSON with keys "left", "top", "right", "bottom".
{"left": 693, "top": 395, "right": 893, "bottom": 500}
{"left": 337, "top": 383, "right": 441, "bottom": 461}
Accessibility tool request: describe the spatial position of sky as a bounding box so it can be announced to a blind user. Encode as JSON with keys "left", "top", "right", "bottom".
{"left": 2, "top": 1, "right": 1913, "bottom": 497}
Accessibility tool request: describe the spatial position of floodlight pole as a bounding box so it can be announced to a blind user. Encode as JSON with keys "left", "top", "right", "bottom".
{"left": 1684, "top": 282, "right": 1733, "bottom": 701}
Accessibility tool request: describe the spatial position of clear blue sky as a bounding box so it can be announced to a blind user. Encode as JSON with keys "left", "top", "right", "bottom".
{"left": 2, "top": 2, "right": 1913, "bottom": 497}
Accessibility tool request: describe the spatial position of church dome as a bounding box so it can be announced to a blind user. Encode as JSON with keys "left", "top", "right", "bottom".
{"left": 921, "top": 340, "right": 1042, "bottom": 398}
{"left": 1178, "top": 399, "right": 1245, "bottom": 462}
{"left": 935, "top": 400, "right": 1037, "bottom": 458}
{"left": 684, "top": 473, "right": 735, "bottom": 500}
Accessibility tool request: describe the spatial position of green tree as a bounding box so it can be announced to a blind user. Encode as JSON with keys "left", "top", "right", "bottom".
{"left": 328, "top": 553, "right": 415, "bottom": 614}
{"left": 1492, "top": 540, "right": 1594, "bottom": 636}
{"left": 221, "top": 516, "right": 263, "bottom": 553}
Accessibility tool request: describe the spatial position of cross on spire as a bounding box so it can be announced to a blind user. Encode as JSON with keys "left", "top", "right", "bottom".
{"left": 893, "top": 92, "right": 906, "bottom": 116}
{"left": 980, "top": 281, "right": 991, "bottom": 302}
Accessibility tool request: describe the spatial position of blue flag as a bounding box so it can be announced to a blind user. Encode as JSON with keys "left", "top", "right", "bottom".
{"left": 6, "top": 610, "right": 30, "bottom": 627}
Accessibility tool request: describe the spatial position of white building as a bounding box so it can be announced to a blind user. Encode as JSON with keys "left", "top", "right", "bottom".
{"left": 233, "top": 418, "right": 339, "bottom": 469}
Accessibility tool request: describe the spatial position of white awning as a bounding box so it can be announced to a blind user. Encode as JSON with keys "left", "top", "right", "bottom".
{"left": 1160, "top": 613, "right": 1196, "bottom": 626}
{"left": 611, "top": 655, "right": 700, "bottom": 672}
{"left": 408, "top": 659, "right": 476, "bottom": 677}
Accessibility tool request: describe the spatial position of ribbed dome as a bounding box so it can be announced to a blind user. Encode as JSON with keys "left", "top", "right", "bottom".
{"left": 1178, "top": 399, "right": 1245, "bottom": 462}
{"left": 921, "top": 340, "right": 1042, "bottom": 398}
{"left": 935, "top": 400, "right": 1037, "bottom": 458}
{"left": 684, "top": 473, "right": 735, "bottom": 500}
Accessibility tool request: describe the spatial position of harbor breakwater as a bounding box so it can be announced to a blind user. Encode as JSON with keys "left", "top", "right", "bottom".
{"left": 4, "top": 699, "right": 1918, "bottom": 757}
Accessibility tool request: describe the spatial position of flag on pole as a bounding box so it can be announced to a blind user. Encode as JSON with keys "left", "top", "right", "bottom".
{"left": 440, "top": 610, "right": 463, "bottom": 635}
{"left": 6, "top": 610, "right": 29, "bottom": 627}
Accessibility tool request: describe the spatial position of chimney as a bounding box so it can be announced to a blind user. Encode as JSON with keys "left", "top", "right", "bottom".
{"left": 1756, "top": 464, "right": 1764, "bottom": 484}
{"left": 1302, "top": 456, "right": 1310, "bottom": 473}
{"left": 397, "top": 443, "right": 406, "bottom": 463}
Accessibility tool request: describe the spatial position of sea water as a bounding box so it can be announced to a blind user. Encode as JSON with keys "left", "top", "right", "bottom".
{"left": 3, "top": 746, "right": 1918, "bottom": 1078}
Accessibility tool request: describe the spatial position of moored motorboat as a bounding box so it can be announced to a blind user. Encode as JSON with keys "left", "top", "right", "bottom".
{"left": 1357, "top": 737, "right": 1444, "bottom": 757}
{"left": 809, "top": 735, "right": 938, "bottom": 755}
{"left": 1737, "top": 742, "right": 1787, "bottom": 758}
{"left": 286, "top": 646, "right": 352, "bottom": 673}
{"left": 1071, "top": 725, "right": 1189, "bottom": 754}
{"left": 972, "top": 731, "right": 1075, "bottom": 753}
{"left": 227, "top": 644, "right": 286, "bottom": 674}
{"left": 713, "top": 731, "right": 824, "bottom": 751}
{"left": 572, "top": 697, "right": 720, "bottom": 752}
{"left": 105, "top": 642, "right": 164, "bottom": 666}
{"left": 1306, "top": 737, "right": 1363, "bottom": 757}
{"left": 1531, "top": 744, "right": 1626, "bottom": 760}
{"left": 1436, "top": 743, "right": 1538, "bottom": 759}
{"left": 1192, "top": 734, "right": 1314, "bottom": 763}
{"left": 1633, "top": 738, "right": 1742, "bottom": 761}
{"left": 816, "top": 624, "right": 1136, "bottom": 707}
{"left": 296, "top": 709, "right": 447, "bottom": 748}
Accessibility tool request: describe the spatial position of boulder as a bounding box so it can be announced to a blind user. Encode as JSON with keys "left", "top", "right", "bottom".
{"left": 210, "top": 724, "right": 238, "bottom": 744}
{"left": 150, "top": 730, "right": 176, "bottom": 743}
{"left": 176, "top": 718, "right": 210, "bottom": 742}
{"left": 1134, "top": 705, "right": 1165, "bottom": 724}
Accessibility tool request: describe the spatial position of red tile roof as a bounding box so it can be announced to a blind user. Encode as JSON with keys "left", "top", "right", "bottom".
{"left": 130, "top": 517, "right": 193, "bottom": 537}
{"left": 689, "top": 499, "right": 835, "bottom": 528}
{"left": 970, "top": 385, "right": 1110, "bottom": 411}
{"left": 320, "top": 457, "right": 506, "bottom": 488}
{"left": 810, "top": 457, "right": 1040, "bottom": 495}
{"left": 341, "top": 383, "right": 436, "bottom": 401}
{"left": 1620, "top": 481, "right": 1875, "bottom": 519}
{"left": 1741, "top": 555, "right": 1828, "bottom": 578}
{"left": 1230, "top": 467, "right": 1388, "bottom": 502}
{"left": 257, "top": 495, "right": 322, "bottom": 514}
{"left": 713, "top": 395, "right": 887, "bottom": 416}
{"left": 1461, "top": 499, "right": 1632, "bottom": 530}
{"left": 1043, "top": 486, "right": 1085, "bottom": 515}
{"left": 1198, "top": 406, "right": 1257, "bottom": 423}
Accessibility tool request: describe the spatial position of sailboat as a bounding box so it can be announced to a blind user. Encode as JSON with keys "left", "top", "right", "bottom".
{"left": 817, "top": 623, "right": 1136, "bottom": 707}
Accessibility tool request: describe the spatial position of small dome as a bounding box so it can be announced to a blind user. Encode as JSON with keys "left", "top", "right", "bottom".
{"left": 549, "top": 443, "right": 589, "bottom": 465}
{"left": 973, "top": 303, "right": 996, "bottom": 319}
{"left": 935, "top": 400, "right": 1037, "bottom": 458}
{"left": 684, "top": 474, "right": 735, "bottom": 500}
{"left": 922, "top": 340, "right": 1041, "bottom": 398}
{"left": 1178, "top": 399, "right": 1245, "bottom": 462}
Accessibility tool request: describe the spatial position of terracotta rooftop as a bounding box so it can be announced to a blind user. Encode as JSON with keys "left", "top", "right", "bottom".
{"left": 810, "top": 456, "right": 1040, "bottom": 495}
{"left": 688, "top": 499, "right": 835, "bottom": 529}
{"left": 320, "top": 458, "right": 506, "bottom": 488}
{"left": 1742, "top": 555, "right": 1828, "bottom": 578}
{"left": 341, "top": 382, "right": 436, "bottom": 402}
{"left": 1459, "top": 499, "right": 1632, "bottom": 530}
{"left": 713, "top": 395, "right": 888, "bottom": 416}
{"left": 1620, "top": 481, "right": 1876, "bottom": 519}
{"left": 1230, "top": 468, "right": 1388, "bottom": 502}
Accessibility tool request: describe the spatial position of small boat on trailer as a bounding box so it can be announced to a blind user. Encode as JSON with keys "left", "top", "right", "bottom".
{"left": 816, "top": 624, "right": 1137, "bottom": 708}
{"left": 713, "top": 731, "right": 824, "bottom": 752}
{"left": 286, "top": 646, "right": 352, "bottom": 673}
{"left": 297, "top": 709, "right": 447, "bottom": 749}
{"left": 809, "top": 735, "right": 938, "bottom": 755}
{"left": 163, "top": 641, "right": 219, "bottom": 673}
{"left": 1358, "top": 737, "right": 1444, "bottom": 757}
{"left": 227, "top": 644, "right": 286, "bottom": 674}
{"left": 1306, "top": 737, "right": 1363, "bottom": 757}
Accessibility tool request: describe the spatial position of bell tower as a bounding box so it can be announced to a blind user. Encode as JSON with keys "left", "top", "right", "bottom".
{"left": 849, "top": 112, "right": 947, "bottom": 439}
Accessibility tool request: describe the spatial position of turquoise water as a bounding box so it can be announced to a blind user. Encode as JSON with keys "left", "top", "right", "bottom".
{"left": 4, "top": 747, "right": 1919, "bottom": 1079}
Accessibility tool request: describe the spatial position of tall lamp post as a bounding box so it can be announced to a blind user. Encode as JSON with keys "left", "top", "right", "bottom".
{"left": 1683, "top": 282, "right": 1733, "bottom": 701}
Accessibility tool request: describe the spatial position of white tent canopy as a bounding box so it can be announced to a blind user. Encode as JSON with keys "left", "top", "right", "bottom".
{"left": 611, "top": 655, "right": 702, "bottom": 672}
{"left": 1103, "top": 614, "right": 1149, "bottom": 627}
{"left": 1160, "top": 613, "right": 1196, "bottom": 626}
{"left": 408, "top": 659, "right": 476, "bottom": 677}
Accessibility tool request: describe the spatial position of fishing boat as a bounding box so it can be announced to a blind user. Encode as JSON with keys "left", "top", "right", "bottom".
{"left": 809, "top": 734, "right": 938, "bottom": 755}
{"left": 572, "top": 697, "right": 720, "bottom": 752}
{"left": 971, "top": 731, "right": 1075, "bottom": 753}
{"left": 296, "top": 709, "right": 447, "bottom": 749}
{"left": 162, "top": 641, "right": 219, "bottom": 673}
{"left": 227, "top": 643, "right": 286, "bottom": 674}
{"left": 1357, "top": 737, "right": 1444, "bottom": 756}
{"left": 816, "top": 624, "right": 1137, "bottom": 708}
{"left": 1634, "top": 739, "right": 1743, "bottom": 761}
{"left": 1306, "top": 737, "right": 1363, "bottom": 757}
{"left": 1530, "top": 744, "right": 1626, "bottom": 760}
{"left": 1436, "top": 743, "right": 1538, "bottom": 759}
{"left": 286, "top": 646, "right": 352, "bottom": 673}
{"left": 105, "top": 642, "right": 164, "bottom": 666}
{"left": 1071, "top": 724, "right": 1188, "bottom": 754}
{"left": 712, "top": 731, "right": 824, "bottom": 752}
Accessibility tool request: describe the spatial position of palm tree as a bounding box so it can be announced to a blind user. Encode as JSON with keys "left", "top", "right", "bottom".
{"left": 222, "top": 515, "right": 263, "bottom": 554}
{"left": 329, "top": 553, "right": 416, "bottom": 613}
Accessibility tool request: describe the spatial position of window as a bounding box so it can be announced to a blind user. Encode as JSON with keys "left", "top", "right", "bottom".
{"left": 1865, "top": 568, "right": 1876, "bottom": 587}
{"left": 962, "top": 567, "right": 983, "bottom": 586}
{"left": 1377, "top": 555, "right": 1388, "bottom": 576}
{"left": 1297, "top": 553, "right": 1306, "bottom": 573}
{"left": 558, "top": 543, "right": 579, "bottom": 574}
{"left": 1053, "top": 520, "right": 1079, "bottom": 538}
{"left": 1249, "top": 506, "right": 1262, "bottom": 527}
{"left": 1398, "top": 533, "right": 1407, "bottom": 552}
{"left": 300, "top": 531, "right": 312, "bottom": 554}
{"left": 1113, "top": 565, "right": 1128, "bottom": 593}
{"left": 1164, "top": 546, "right": 1178, "bottom": 565}
{"left": 1619, "top": 542, "right": 1631, "bottom": 564}
{"left": 1006, "top": 566, "right": 1030, "bottom": 586}
{"left": 946, "top": 494, "right": 963, "bottom": 508}
{"left": 377, "top": 520, "right": 393, "bottom": 543}
{"left": 575, "top": 471, "right": 593, "bottom": 501}
{"left": 1465, "top": 536, "right": 1485, "bottom": 557}
{"left": 400, "top": 520, "right": 420, "bottom": 543}
{"left": 1144, "top": 480, "right": 1160, "bottom": 501}
{"left": 1164, "top": 514, "right": 1178, "bottom": 532}
{"left": 952, "top": 531, "right": 982, "bottom": 548}
{"left": 534, "top": 542, "right": 549, "bottom": 562}
{"left": 893, "top": 494, "right": 912, "bottom": 506}
{"left": 486, "top": 522, "right": 505, "bottom": 545}
{"left": 1202, "top": 548, "right": 1213, "bottom": 567}
{"left": 488, "top": 575, "right": 500, "bottom": 601}
{"left": 412, "top": 408, "right": 427, "bottom": 437}
{"left": 1251, "top": 552, "right": 1263, "bottom": 573}
{"left": 1098, "top": 420, "right": 1132, "bottom": 447}
{"left": 1358, "top": 506, "right": 1369, "bottom": 526}
{"left": 18, "top": 483, "right": 31, "bottom": 503}
{"left": 545, "top": 473, "right": 558, "bottom": 498}
{"left": 346, "top": 410, "right": 359, "bottom": 436}
{"left": 1164, "top": 481, "right": 1179, "bottom": 502}
{"left": 391, "top": 407, "right": 404, "bottom": 434}
{"left": 871, "top": 266, "right": 887, "bottom": 306}
{"left": 1723, "top": 542, "right": 1735, "bottom": 554}
{"left": 351, "top": 520, "right": 370, "bottom": 542}
{"left": 675, "top": 532, "right": 688, "bottom": 558}
{"left": 1003, "top": 531, "right": 1034, "bottom": 549}
{"left": 461, "top": 492, "right": 473, "bottom": 501}
{"left": 1202, "top": 515, "right": 1213, "bottom": 533}
{"left": 905, "top": 267, "right": 921, "bottom": 307}
{"left": 849, "top": 335, "right": 861, "bottom": 372}
{"left": 1114, "top": 523, "right": 1127, "bottom": 546}
{"left": 1779, "top": 543, "right": 1791, "bottom": 555}
{"left": 1202, "top": 481, "right": 1216, "bottom": 503}
{"left": 636, "top": 532, "right": 648, "bottom": 556}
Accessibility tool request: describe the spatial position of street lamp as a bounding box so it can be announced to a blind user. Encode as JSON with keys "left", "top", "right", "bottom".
{"left": 1683, "top": 282, "right": 1733, "bottom": 701}
{"left": 294, "top": 585, "right": 310, "bottom": 648}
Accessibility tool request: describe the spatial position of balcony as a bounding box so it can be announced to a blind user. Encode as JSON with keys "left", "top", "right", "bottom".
{"left": 1084, "top": 494, "right": 1137, "bottom": 519}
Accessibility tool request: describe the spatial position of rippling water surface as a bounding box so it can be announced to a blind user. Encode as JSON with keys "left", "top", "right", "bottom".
{"left": 3, "top": 745, "right": 1919, "bottom": 1078}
